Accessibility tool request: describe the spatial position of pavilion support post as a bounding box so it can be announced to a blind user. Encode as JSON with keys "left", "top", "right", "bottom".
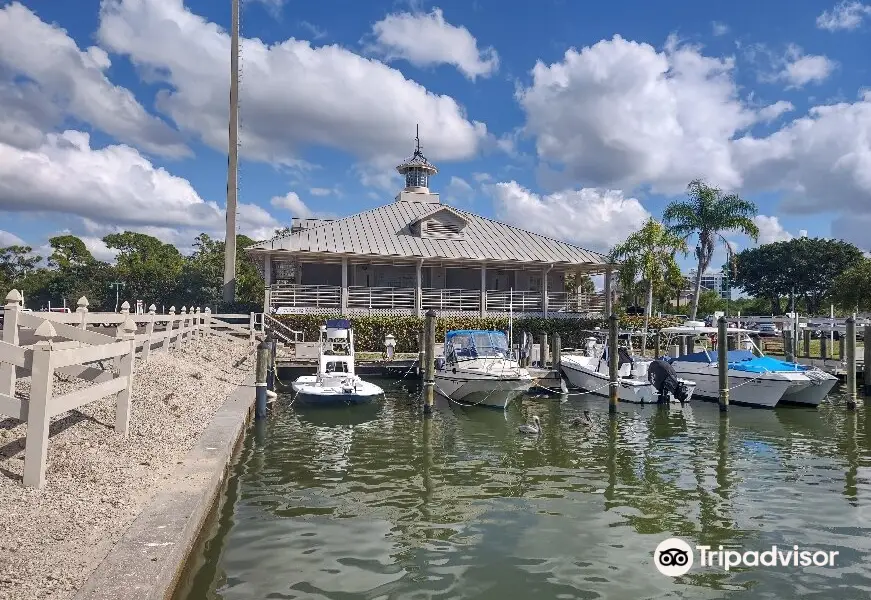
{"left": 480, "top": 263, "right": 486, "bottom": 318}
{"left": 604, "top": 267, "right": 613, "bottom": 318}
{"left": 340, "top": 257, "right": 349, "bottom": 314}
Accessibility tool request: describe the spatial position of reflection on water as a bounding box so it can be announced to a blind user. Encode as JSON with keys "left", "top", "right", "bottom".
{"left": 174, "top": 383, "right": 871, "bottom": 599}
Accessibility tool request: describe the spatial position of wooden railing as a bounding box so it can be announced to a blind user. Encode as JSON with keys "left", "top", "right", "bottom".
{"left": 422, "top": 288, "right": 480, "bottom": 312}
{"left": 487, "top": 290, "right": 541, "bottom": 312}
{"left": 269, "top": 284, "right": 340, "bottom": 308}
{"left": 0, "top": 290, "right": 256, "bottom": 488}
{"left": 348, "top": 286, "right": 415, "bottom": 310}
{"left": 265, "top": 284, "right": 606, "bottom": 314}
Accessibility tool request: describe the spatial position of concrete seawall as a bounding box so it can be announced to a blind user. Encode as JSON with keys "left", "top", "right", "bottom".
{"left": 74, "top": 374, "right": 256, "bottom": 600}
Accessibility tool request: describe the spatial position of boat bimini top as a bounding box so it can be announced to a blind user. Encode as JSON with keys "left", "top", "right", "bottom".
{"left": 444, "top": 330, "right": 510, "bottom": 362}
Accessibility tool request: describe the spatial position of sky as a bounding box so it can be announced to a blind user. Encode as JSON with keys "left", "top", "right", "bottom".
{"left": 1, "top": 0, "right": 871, "bottom": 277}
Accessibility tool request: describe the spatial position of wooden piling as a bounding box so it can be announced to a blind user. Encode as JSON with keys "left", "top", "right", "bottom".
{"left": 803, "top": 329, "right": 811, "bottom": 359}
{"left": 539, "top": 333, "right": 548, "bottom": 367}
{"left": 552, "top": 333, "right": 561, "bottom": 373}
{"left": 423, "top": 309, "right": 436, "bottom": 415}
{"left": 608, "top": 314, "right": 619, "bottom": 414}
{"left": 820, "top": 335, "right": 827, "bottom": 360}
{"left": 864, "top": 325, "right": 871, "bottom": 395}
{"left": 846, "top": 317, "right": 856, "bottom": 410}
{"left": 717, "top": 316, "right": 729, "bottom": 412}
{"left": 654, "top": 331, "right": 661, "bottom": 358}
{"left": 255, "top": 341, "right": 269, "bottom": 419}
{"left": 782, "top": 329, "right": 792, "bottom": 362}
{"left": 840, "top": 334, "right": 846, "bottom": 363}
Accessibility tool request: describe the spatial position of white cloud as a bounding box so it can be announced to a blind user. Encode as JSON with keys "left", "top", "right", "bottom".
{"left": 96, "top": 0, "right": 487, "bottom": 168}
{"left": 271, "top": 192, "right": 313, "bottom": 217}
{"left": 753, "top": 215, "right": 794, "bottom": 245}
{"left": 0, "top": 2, "right": 187, "bottom": 156}
{"left": 776, "top": 46, "right": 836, "bottom": 87}
{"left": 516, "top": 34, "right": 871, "bottom": 227}
{"left": 0, "top": 131, "right": 279, "bottom": 240}
{"left": 486, "top": 181, "right": 650, "bottom": 253}
{"left": 712, "top": 22, "right": 729, "bottom": 36}
{"left": 367, "top": 8, "right": 498, "bottom": 80}
{"left": 0, "top": 230, "right": 25, "bottom": 246}
{"left": 309, "top": 187, "right": 333, "bottom": 196}
{"left": 473, "top": 172, "right": 492, "bottom": 183}
{"left": 447, "top": 175, "right": 473, "bottom": 194}
{"left": 517, "top": 35, "right": 763, "bottom": 194}
{"left": 817, "top": 1, "right": 871, "bottom": 31}
{"left": 757, "top": 100, "right": 794, "bottom": 122}
{"left": 799, "top": 229, "right": 808, "bottom": 237}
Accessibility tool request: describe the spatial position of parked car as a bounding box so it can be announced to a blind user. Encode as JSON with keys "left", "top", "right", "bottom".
{"left": 756, "top": 323, "right": 780, "bottom": 337}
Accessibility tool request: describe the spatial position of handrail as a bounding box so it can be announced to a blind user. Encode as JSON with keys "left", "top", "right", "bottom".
{"left": 263, "top": 312, "right": 303, "bottom": 343}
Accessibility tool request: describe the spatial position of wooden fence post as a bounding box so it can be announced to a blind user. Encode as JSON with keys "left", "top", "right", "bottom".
{"left": 143, "top": 304, "right": 156, "bottom": 361}
{"left": 164, "top": 306, "right": 176, "bottom": 352}
{"left": 203, "top": 308, "right": 212, "bottom": 338}
{"left": 23, "top": 322, "right": 56, "bottom": 489}
{"left": 194, "top": 307, "right": 201, "bottom": 340}
{"left": 1, "top": 290, "right": 22, "bottom": 399}
{"left": 76, "top": 296, "right": 89, "bottom": 330}
{"left": 116, "top": 318, "right": 137, "bottom": 435}
{"left": 177, "top": 307, "right": 187, "bottom": 349}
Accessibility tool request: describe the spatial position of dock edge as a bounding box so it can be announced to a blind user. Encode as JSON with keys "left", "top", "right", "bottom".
{"left": 73, "top": 372, "right": 257, "bottom": 600}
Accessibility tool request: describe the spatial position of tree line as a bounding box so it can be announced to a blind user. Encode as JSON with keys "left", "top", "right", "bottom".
{"left": 0, "top": 232, "right": 264, "bottom": 312}
{"left": 610, "top": 179, "right": 871, "bottom": 320}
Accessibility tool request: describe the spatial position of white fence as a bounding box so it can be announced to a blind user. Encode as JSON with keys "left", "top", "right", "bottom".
{"left": 0, "top": 290, "right": 257, "bottom": 488}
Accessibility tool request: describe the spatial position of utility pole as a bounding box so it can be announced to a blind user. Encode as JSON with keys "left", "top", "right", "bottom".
{"left": 222, "top": 0, "right": 240, "bottom": 304}
{"left": 109, "top": 282, "right": 125, "bottom": 312}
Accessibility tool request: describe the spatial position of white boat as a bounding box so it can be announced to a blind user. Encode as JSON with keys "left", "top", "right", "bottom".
{"left": 661, "top": 322, "right": 838, "bottom": 408}
{"left": 434, "top": 329, "right": 534, "bottom": 409}
{"left": 560, "top": 334, "right": 696, "bottom": 404}
{"left": 291, "top": 319, "right": 384, "bottom": 404}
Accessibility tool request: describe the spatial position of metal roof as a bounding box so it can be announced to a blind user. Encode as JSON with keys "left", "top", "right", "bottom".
{"left": 247, "top": 200, "right": 609, "bottom": 266}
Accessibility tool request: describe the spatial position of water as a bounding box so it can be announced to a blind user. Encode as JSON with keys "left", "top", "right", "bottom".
{"left": 174, "top": 383, "right": 871, "bottom": 599}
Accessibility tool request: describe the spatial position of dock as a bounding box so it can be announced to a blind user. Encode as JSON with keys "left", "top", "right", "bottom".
{"left": 795, "top": 356, "right": 865, "bottom": 379}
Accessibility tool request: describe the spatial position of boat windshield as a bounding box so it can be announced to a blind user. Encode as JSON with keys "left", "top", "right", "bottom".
{"left": 445, "top": 330, "right": 509, "bottom": 361}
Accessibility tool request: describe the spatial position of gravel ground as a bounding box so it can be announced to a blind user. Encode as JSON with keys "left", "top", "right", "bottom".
{"left": 0, "top": 335, "right": 254, "bottom": 600}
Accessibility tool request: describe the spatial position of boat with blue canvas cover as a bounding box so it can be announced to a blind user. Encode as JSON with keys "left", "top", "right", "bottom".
{"left": 291, "top": 319, "right": 384, "bottom": 404}
{"left": 434, "top": 329, "right": 534, "bottom": 409}
{"left": 661, "top": 323, "right": 838, "bottom": 408}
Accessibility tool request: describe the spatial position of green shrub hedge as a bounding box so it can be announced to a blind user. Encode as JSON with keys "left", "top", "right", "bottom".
{"left": 273, "top": 313, "right": 683, "bottom": 353}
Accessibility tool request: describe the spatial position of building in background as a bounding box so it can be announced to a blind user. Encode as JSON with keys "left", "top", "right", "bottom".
{"left": 247, "top": 134, "right": 616, "bottom": 318}
{"left": 683, "top": 269, "right": 732, "bottom": 300}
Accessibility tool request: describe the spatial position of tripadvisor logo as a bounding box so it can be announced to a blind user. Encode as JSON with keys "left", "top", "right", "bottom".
{"left": 654, "top": 538, "right": 839, "bottom": 576}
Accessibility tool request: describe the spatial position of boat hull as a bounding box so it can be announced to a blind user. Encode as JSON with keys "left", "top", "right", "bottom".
{"left": 291, "top": 376, "right": 384, "bottom": 405}
{"left": 779, "top": 371, "right": 838, "bottom": 406}
{"left": 667, "top": 364, "right": 792, "bottom": 408}
{"left": 560, "top": 356, "right": 695, "bottom": 404}
{"left": 434, "top": 372, "right": 533, "bottom": 409}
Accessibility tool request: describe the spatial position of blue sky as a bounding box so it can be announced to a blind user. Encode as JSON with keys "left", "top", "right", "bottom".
{"left": 1, "top": 0, "right": 871, "bottom": 275}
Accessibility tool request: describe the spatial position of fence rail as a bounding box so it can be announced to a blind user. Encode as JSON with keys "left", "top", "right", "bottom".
{"left": 0, "top": 290, "right": 257, "bottom": 489}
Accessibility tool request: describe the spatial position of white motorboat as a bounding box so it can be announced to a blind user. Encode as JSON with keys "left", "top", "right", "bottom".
{"left": 560, "top": 334, "right": 695, "bottom": 404}
{"left": 660, "top": 322, "right": 838, "bottom": 408}
{"left": 434, "top": 329, "right": 534, "bottom": 409}
{"left": 291, "top": 319, "right": 384, "bottom": 404}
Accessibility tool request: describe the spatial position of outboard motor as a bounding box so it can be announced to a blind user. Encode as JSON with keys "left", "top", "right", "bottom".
{"left": 647, "top": 359, "right": 689, "bottom": 404}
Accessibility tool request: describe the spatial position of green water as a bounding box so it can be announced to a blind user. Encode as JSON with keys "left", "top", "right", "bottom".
{"left": 174, "top": 383, "right": 871, "bottom": 599}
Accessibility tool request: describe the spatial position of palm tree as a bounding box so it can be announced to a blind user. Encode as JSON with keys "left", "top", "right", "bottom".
{"left": 610, "top": 219, "right": 687, "bottom": 355}
{"left": 662, "top": 180, "right": 759, "bottom": 321}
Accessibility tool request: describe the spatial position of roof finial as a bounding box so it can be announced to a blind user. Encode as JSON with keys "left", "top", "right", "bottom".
{"left": 415, "top": 124, "right": 421, "bottom": 155}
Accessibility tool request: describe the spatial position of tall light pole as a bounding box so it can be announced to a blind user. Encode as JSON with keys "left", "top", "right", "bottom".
{"left": 109, "top": 281, "right": 125, "bottom": 313}
{"left": 222, "top": 0, "right": 240, "bottom": 304}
